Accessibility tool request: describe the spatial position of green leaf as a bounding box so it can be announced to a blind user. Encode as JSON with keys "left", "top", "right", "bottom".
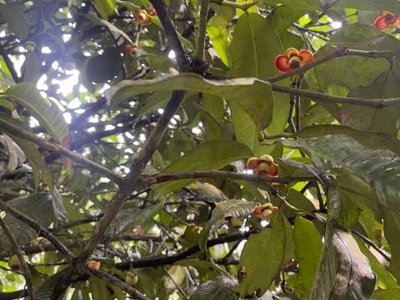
{"left": 298, "top": 125, "right": 400, "bottom": 158}
{"left": 112, "top": 200, "right": 165, "bottom": 234}
{"left": 237, "top": 213, "right": 286, "bottom": 296}
{"left": 265, "top": 0, "right": 320, "bottom": 10}
{"left": 372, "top": 289, "right": 400, "bottom": 300}
{"left": 293, "top": 217, "right": 323, "bottom": 295}
{"left": 333, "top": 0, "right": 400, "bottom": 13}
{"left": 107, "top": 73, "right": 274, "bottom": 130}
{"left": 283, "top": 135, "right": 400, "bottom": 213}
{"left": 154, "top": 140, "right": 252, "bottom": 195}
{"left": 229, "top": 13, "right": 283, "bottom": 78}
{"left": 1, "top": 115, "right": 54, "bottom": 189}
{"left": 84, "top": 47, "right": 124, "bottom": 83}
{"left": 207, "top": 16, "right": 231, "bottom": 68}
{"left": 356, "top": 237, "right": 398, "bottom": 289}
{"left": 190, "top": 276, "right": 238, "bottom": 300}
{"left": 0, "top": 194, "right": 56, "bottom": 252}
{"left": 35, "top": 268, "right": 72, "bottom": 300}
{"left": 383, "top": 211, "right": 400, "bottom": 283}
{"left": 82, "top": 14, "right": 133, "bottom": 43}
{"left": 6, "top": 83, "right": 68, "bottom": 141}
{"left": 93, "top": 0, "right": 116, "bottom": 19}
{"left": 199, "top": 200, "right": 256, "bottom": 251}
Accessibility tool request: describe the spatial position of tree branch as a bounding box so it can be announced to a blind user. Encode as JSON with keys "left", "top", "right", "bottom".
{"left": 0, "top": 217, "right": 34, "bottom": 300}
{"left": 195, "top": 0, "right": 209, "bottom": 60}
{"left": 74, "top": 0, "right": 190, "bottom": 272}
{"left": 0, "top": 201, "right": 75, "bottom": 262}
{"left": 270, "top": 83, "right": 397, "bottom": 108}
{"left": 0, "top": 118, "right": 125, "bottom": 186}
{"left": 115, "top": 229, "right": 255, "bottom": 270}
{"left": 149, "top": 0, "right": 188, "bottom": 69}
{"left": 139, "top": 171, "right": 317, "bottom": 185}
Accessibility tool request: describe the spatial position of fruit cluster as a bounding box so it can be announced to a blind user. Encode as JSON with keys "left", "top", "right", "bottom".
{"left": 274, "top": 48, "right": 314, "bottom": 73}
{"left": 246, "top": 154, "right": 278, "bottom": 177}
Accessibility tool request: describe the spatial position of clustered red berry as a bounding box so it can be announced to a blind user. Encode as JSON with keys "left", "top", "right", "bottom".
{"left": 274, "top": 48, "right": 314, "bottom": 73}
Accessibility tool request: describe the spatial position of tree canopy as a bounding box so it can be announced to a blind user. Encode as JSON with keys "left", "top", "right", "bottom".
{"left": 0, "top": 0, "right": 400, "bottom": 299}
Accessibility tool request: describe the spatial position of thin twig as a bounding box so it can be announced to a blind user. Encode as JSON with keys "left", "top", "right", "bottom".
{"left": 0, "top": 118, "right": 124, "bottom": 186}
{"left": 0, "top": 201, "right": 75, "bottom": 261}
{"left": 86, "top": 267, "right": 150, "bottom": 300}
{"left": 0, "top": 217, "right": 34, "bottom": 300}
{"left": 139, "top": 171, "right": 317, "bottom": 185}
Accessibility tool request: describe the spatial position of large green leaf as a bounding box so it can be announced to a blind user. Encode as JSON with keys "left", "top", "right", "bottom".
{"left": 283, "top": 135, "right": 400, "bottom": 212}
{"left": 207, "top": 16, "right": 231, "bottom": 68}
{"left": 298, "top": 125, "right": 400, "bottom": 157}
{"left": 265, "top": 0, "right": 320, "bottom": 10}
{"left": 93, "top": 0, "right": 116, "bottom": 19}
{"left": 372, "top": 289, "right": 400, "bottom": 300}
{"left": 283, "top": 135, "right": 400, "bottom": 283}
{"left": 333, "top": 0, "right": 400, "bottom": 13}
{"left": 0, "top": 194, "right": 56, "bottom": 252}
{"left": 229, "top": 13, "right": 282, "bottom": 78}
{"left": 356, "top": 237, "right": 398, "bottom": 289}
{"left": 154, "top": 140, "right": 252, "bottom": 195}
{"left": 383, "top": 211, "right": 400, "bottom": 283}
{"left": 190, "top": 276, "right": 238, "bottom": 300}
{"left": 293, "top": 217, "right": 323, "bottom": 295}
{"left": 199, "top": 200, "right": 256, "bottom": 251}
{"left": 35, "top": 268, "right": 72, "bottom": 300}
{"left": 237, "top": 213, "right": 286, "bottom": 296}
{"left": 312, "top": 25, "right": 400, "bottom": 135}
{"left": 6, "top": 83, "right": 68, "bottom": 142}
{"left": 107, "top": 74, "right": 273, "bottom": 130}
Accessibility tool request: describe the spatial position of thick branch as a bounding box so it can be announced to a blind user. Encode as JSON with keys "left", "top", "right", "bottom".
{"left": 74, "top": 0, "right": 189, "bottom": 271}
{"left": 0, "top": 217, "right": 34, "bottom": 300}
{"left": 75, "top": 90, "right": 187, "bottom": 266}
{"left": 0, "top": 118, "right": 124, "bottom": 186}
{"left": 149, "top": 0, "right": 188, "bottom": 68}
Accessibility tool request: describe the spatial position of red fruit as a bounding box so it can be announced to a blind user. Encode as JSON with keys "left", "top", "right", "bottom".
{"left": 246, "top": 157, "right": 261, "bottom": 170}
{"left": 268, "top": 162, "right": 279, "bottom": 177}
{"left": 135, "top": 10, "right": 152, "bottom": 25}
{"left": 88, "top": 260, "right": 101, "bottom": 270}
{"left": 149, "top": 5, "right": 157, "bottom": 15}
